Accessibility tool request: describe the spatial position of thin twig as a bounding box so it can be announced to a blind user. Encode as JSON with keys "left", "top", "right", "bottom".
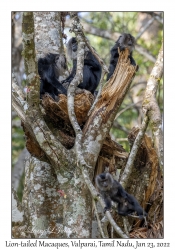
{"left": 93, "top": 200, "right": 106, "bottom": 238}
{"left": 135, "top": 17, "right": 155, "bottom": 41}
{"left": 115, "top": 101, "right": 142, "bottom": 119}
{"left": 123, "top": 217, "right": 130, "bottom": 236}
{"left": 120, "top": 115, "right": 149, "bottom": 187}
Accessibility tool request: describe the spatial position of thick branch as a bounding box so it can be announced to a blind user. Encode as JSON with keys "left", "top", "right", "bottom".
{"left": 21, "top": 12, "right": 74, "bottom": 172}
{"left": 93, "top": 200, "right": 106, "bottom": 238}
{"left": 12, "top": 148, "right": 29, "bottom": 190}
{"left": 12, "top": 73, "right": 26, "bottom": 119}
{"left": 83, "top": 50, "right": 137, "bottom": 168}
{"left": 67, "top": 13, "right": 91, "bottom": 169}
{"left": 22, "top": 12, "right": 40, "bottom": 106}
{"left": 12, "top": 188, "right": 24, "bottom": 224}
{"left": 33, "top": 12, "right": 64, "bottom": 58}
{"left": 142, "top": 43, "right": 163, "bottom": 172}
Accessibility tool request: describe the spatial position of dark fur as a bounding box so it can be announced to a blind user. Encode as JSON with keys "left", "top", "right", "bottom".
{"left": 62, "top": 37, "right": 102, "bottom": 94}
{"left": 38, "top": 53, "right": 67, "bottom": 100}
{"left": 95, "top": 172, "right": 147, "bottom": 218}
{"left": 117, "top": 194, "right": 147, "bottom": 219}
{"left": 95, "top": 173, "right": 127, "bottom": 212}
{"left": 107, "top": 33, "right": 136, "bottom": 80}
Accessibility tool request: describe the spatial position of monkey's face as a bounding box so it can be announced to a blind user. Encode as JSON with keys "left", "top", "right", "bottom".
{"left": 54, "top": 54, "right": 67, "bottom": 76}
{"left": 97, "top": 179, "right": 109, "bottom": 191}
{"left": 96, "top": 173, "right": 113, "bottom": 191}
{"left": 116, "top": 33, "right": 135, "bottom": 53}
{"left": 66, "top": 37, "right": 78, "bottom": 60}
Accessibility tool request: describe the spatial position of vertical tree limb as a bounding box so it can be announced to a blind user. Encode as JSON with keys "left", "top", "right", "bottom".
{"left": 142, "top": 42, "right": 163, "bottom": 173}
{"left": 120, "top": 115, "right": 149, "bottom": 187}
{"left": 22, "top": 12, "right": 40, "bottom": 107}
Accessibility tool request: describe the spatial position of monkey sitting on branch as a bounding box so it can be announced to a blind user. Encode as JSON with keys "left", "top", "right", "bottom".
{"left": 38, "top": 53, "right": 67, "bottom": 100}
{"left": 62, "top": 37, "right": 102, "bottom": 95}
{"left": 95, "top": 172, "right": 147, "bottom": 219}
{"left": 107, "top": 33, "right": 137, "bottom": 81}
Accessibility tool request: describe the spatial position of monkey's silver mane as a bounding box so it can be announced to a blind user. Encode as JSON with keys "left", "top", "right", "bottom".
{"left": 54, "top": 54, "right": 67, "bottom": 77}
{"left": 105, "top": 173, "right": 114, "bottom": 189}
{"left": 66, "top": 38, "right": 77, "bottom": 60}
{"left": 95, "top": 173, "right": 114, "bottom": 192}
{"left": 66, "top": 37, "right": 90, "bottom": 61}
{"left": 118, "top": 33, "right": 136, "bottom": 53}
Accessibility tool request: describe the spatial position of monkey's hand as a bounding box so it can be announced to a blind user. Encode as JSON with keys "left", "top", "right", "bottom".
{"left": 61, "top": 75, "right": 74, "bottom": 84}
{"left": 136, "top": 65, "right": 139, "bottom": 72}
{"left": 103, "top": 207, "right": 108, "bottom": 213}
{"left": 62, "top": 81, "right": 69, "bottom": 89}
{"left": 61, "top": 79, "right": 68, "bottom": 84}
{"left": 103, "top": 207, "right": 112, "bottom": 213}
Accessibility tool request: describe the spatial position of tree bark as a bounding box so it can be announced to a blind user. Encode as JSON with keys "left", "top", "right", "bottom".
{"left": 142, "top": 43, "right": 163, "bottom": 173}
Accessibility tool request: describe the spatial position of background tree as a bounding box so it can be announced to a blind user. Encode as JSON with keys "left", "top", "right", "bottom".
{"left": 12, "top": 11, "right": 163, "bottom": 238}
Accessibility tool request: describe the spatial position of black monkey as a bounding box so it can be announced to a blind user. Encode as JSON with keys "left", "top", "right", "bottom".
{"left": 95, "top": 172, "right": 147, "bottom": 218}
{"left": 95, "top": 172, "right": 127, "bottom": 212}
{"left": 38, "top": 53, "right": 67, "bottom": 100}
{"left": 107, "top": 33, "right": 137, "bottom": 81}
{"left": 62, "top": 37, "right": 102, "bottom": 95}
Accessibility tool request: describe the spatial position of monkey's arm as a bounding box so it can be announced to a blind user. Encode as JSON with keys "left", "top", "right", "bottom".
{"left": 110, "top": 46, "right": 120, "bottom": 58}
{"left": 100, "top": 192, "right": 112, "bottom": 213}
{"left": 128, "top": 55, "right": 137, "bottom": 67}
{"left": 107, "top": 63, "right": 116, "bottom": 80}
{"left": 117, "top": 184, "right": 127, "bottom": 198}
{"left": 39, "top": 63, "right": 67, "bottom": 95}
{"left": 84, "top": 51, "right": 101, "bottom": 69}
{"left": 62, "top": 60, "right": 77, "bottom": 84}
{"left": 84, "top": 59, "right": 101, "bottom": 70}
{"left": 44, "top": 74, "right": 67, "bottom": 95}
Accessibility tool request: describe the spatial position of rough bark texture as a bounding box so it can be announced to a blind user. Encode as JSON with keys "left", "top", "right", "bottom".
{"left": 12, "top": 12, "right": 24, "bottom": 89}
{"left": 22, "top": 157, "right": 63, "bottom": 238}
{"left": 142, "top": 43, "right": 163, "bottom": 172}
{"left": 12, "top": 148, "right": 29, "bottom": 190}
{"left": 22, "top": 12, "right": 40, "bottom": 106}
{"left": 34, "top": 12, "right": 63, "bottom": 58}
